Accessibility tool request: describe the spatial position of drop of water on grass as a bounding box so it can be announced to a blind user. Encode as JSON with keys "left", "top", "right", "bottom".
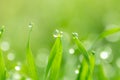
{"left": 7, "top": 52, "right": 15, "bottom": 61}
{"left": 53, "top": 29, "right": 63, "bottom": 38}
{"left": 1, "top": 41, "right": 10, "bottom": 51}
{"left": 69, "top": 48, "right": 75, "bottom": 54}
{"left": 72, "top": 32, "right": 78, "bottom": 39}
{"left": 15, "top": 66, "right": 21, "bottom": 71}
{"left": 75, "top": 69, "right": 79, "bottom": 74}
{"left": 100, "top": 51, "right": 109, "bottom": 59}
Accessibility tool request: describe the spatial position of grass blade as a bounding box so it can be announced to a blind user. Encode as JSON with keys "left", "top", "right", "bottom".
{"left": 90, "top": 27, "right": 120, "bottom": 50}
{"left": 73, "top": 32, "right": 95, "bottom": 80}
{"left": 0, "top": 26, "right": 6, "bottom": 80}
{"left": 98, "top": 27, "right": 120, "bottom": 39}
{"left": 45, "top": 30, "right": 63, "bottom": 80}
{"left": 72, "top": 32, "right": 90, "bottom": 64}
{"left": 26, "top": 24, "right": 38, "bottom": 80}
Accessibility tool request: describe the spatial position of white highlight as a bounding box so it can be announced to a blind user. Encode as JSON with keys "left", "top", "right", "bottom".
{"left": 69, "top": 48, "right": 75, "bottom": 54}
{"left": 100, "top": 51, "right": 109, "bottom": 59}
{"left": 75, "top": 69, "right": 79, "bottom": 74}
{"left": 15, "top": 66, "right": 21, "bottom": 71}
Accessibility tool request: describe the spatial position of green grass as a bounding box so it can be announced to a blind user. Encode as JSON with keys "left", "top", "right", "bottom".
{"left": 0, "top": 26, "right": 6, "bottom": 80}
{"left": 26, "top": 24, "right": 38, "bottom": 80}
{"left": 45, "top": 30, "right": 63, "bottom": 80}
{"left": 0, "top": 27, "right": 120, "bottom": 80}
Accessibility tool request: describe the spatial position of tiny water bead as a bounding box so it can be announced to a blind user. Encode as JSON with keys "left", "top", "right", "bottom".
{"left": 75, "top": 69, "right": 79, "bottom": 74}
{"left": 69, "top": 48, "right": 75, "bottom": 54}
{"left": 15, "top": 65, "right": 21, "bottom": 71}
{"left": 72, "top": 32, "right": 79, "bottom": 39}
{"left": 53, "top": 29, "right": 63, "bottom": 38}
{"left": 100, "top": 51, "right": 109, "bottom": 60}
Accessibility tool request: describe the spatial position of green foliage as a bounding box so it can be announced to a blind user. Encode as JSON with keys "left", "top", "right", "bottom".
{"left": 26, "top": 25, "right": 38, "bottom": 80}
{"left": 72, "top": 32, "right": 95, "bottom": 80}
{"left": 0, "top": 27, "right": 120, "bottom": 80}
{"left": 0, "top": 26, "right": 6, "bottom": 80}
{"left": 45, "top": 30, "right": 63, "bottom": 80}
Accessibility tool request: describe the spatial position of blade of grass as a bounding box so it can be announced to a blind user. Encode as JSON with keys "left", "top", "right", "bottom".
{"left": 0, "top": 26, "right": 6, "bottom": 80}
{"left": 88, "top": 51, "right": 95, "bottom": 80}
{"left": 45, "top": 30, "right": 63, "bottom": 80}
{"left": 77, "top": 58, "right": 88, "bottom": 80}
{"left": 72, "top": 32, "right": 90, "bottom": 64}
{"left": 90, "top": 27, "right": 120, "bottom": 50}
{"left": 73, "top": 33, "right": 95, "bottom": 80}
{"left": 26, "top": 24, "right": 38, "bottom": 80}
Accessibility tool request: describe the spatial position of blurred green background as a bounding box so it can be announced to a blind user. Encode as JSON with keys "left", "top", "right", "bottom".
{"left": 1, "top": 0, "right": 120, "bottom": 80}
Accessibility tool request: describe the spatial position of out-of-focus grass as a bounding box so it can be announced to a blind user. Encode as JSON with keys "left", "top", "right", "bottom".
{"left": 0, "top": 26, "right": 6, "bottom": 80}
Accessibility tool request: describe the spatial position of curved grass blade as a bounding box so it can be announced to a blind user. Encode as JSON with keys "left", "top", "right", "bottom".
{"left": 73, "top": 33, "right": 95, "bottom": 80}
{"left": 26, "top": 24, "right": 38, "bottom": 80}
{"left": 72, "top": 32, "right": 90, "bottom": 65}
{"left": 0, "top": 26, "right": 6, "bottom": 80}
{"left": 45, "top": 30, "right": 63, "bottom": 80}
{"left": 96, "top": 64, "right": 108, "bottom": 80}
{"left": 88, "top": 51, "right": 95, "bottom": 80}
{"left": 98, "top": 27, "right": 120, "bottom": 39}
{"left": 76, "top": 58, "right": 89, "bottom": 80}
{"left": 90, "top": 27, "right": 120, "bottom": 50}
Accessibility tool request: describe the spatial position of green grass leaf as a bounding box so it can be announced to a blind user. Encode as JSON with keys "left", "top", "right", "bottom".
{"left": 26, "top": 24, "right": 38, "bottom": 80}
{"left": 98, "top": 27, "right": 120, "bottom": 39}
{"left": 90, "top": 27, "right": 120, "bottom": 50}
{"left": 73, "top": 33, "right": 95, "bottom": 80}
{"left": 72, "top": 32, "right": 90, "bottom": 64}
{"left": 0, "top": 26, "right": 6, "bottom": 80}
{"left": 45, "top": 30, "right": 63, "bottom": 80}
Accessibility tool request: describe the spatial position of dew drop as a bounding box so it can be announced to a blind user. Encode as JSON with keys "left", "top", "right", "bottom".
{"left": 15, "top": 66, "right": 21, "bottom": 71}
{"left": 69, "top": 48, "right": 75, "bottom": 54}
{"left": 72, "top": 32, "right": 78, "bottom": 39}
{"left": 53, "top": 29, "right": 63, "bottom": 38}
{"left": 100, "top": 51, "right": 109, "bottom": 59}
{"left": 75, "top": 69, "right": 79, "bottom": 74}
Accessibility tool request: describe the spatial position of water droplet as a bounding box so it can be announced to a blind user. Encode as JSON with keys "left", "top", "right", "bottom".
{"left": 28, "top": 23, "right": 33, "bottom": 28}
{"left": 72, "top": 32, "right": 78, "bottom": 39}
{"left": 7, "top": 53, "right": 15, "bottom": 61}
{"left": 15, "top": 66, "right": 21, "bottom": 71}
{"left": 53, "top": 29, "right": 63, "bottom": 38}
{"left": 69, "top": 48, "right": 75, "bottom": 54}
{"left": 100, "top": 51, "right": 109, "bottom": 59}
{"left": 1, "top": 41, "right": 10, "bottom": 51}
{"left": 75, "top": 69, "right": 79, "bottom": 74}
